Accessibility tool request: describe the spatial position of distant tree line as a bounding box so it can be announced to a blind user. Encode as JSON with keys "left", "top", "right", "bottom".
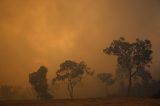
{"left": 0, "top": 85, "right": 36, "bottom": 100}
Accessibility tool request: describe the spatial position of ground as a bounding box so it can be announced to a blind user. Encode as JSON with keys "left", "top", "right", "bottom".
{"left": 0, "top": 98, "right": 160, "bottom": 106}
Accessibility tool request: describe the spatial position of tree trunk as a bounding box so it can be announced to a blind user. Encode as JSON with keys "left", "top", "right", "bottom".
{"left": 69, "top": 85, "right": 73, "bottom": 99}
{"left": 127, "top": 69, "right": 132, "bottom": 96}
{"left": 68, "top": 79, "right": 74, "bottom": 99}
{"left": 105, "top": 85, "right": 108, "bottom": 96}
{"left": 70, "top": 87, "right": 73, "bottom": 99}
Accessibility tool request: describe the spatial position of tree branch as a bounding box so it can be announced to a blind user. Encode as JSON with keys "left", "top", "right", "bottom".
{"left": 131, "top": 70, "right": 138, "bottom": 77}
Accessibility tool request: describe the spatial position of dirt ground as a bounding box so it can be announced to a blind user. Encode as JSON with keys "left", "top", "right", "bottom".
{"left": 0, "top": 98, "right": 160, "bottom": 106}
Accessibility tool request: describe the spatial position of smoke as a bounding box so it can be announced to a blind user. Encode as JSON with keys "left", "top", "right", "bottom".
{"left": 0, "top": 0, "right": 160, "bottom": 98}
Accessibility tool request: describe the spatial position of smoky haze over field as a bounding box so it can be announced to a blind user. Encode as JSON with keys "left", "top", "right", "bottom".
{"left": 0, "top": 0, "right": 160, "bottom": 99}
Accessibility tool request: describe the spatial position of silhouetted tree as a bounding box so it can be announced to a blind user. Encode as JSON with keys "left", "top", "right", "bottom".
{"left": 97, "top": 73, "right": 114, "bottom": 95}
{"left": 29, "top": 66, "right": 53, "bottom": 99}
{"left": 103, "top": 37, "right": 152, "bottom": 96}
{"left": 52, "top": 60, "right": 93, "bottom": 99}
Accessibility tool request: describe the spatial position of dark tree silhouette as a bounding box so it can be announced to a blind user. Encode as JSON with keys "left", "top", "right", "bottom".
{"left": 103, "top": 37, "right": 152, "bottom": 96}
{"left": 97, "top": 73, "right": 114, "bottom": 95}
{"left": 29, "top": 66, "right": 53, "bottom": 99}
{"left": 52, "top": 60, "right": 93, "bottom": 99}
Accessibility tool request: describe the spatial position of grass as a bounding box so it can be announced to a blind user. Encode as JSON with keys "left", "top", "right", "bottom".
{"left": 0, "top": 97, "right": 160, "bottom": 106}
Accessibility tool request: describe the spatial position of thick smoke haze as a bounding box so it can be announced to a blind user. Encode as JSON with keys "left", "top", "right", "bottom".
{"left": 0, "top": 0, "right": 160, "bottom": 98}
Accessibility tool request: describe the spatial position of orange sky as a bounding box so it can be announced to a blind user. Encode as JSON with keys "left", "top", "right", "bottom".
{"left": 0, "top": 0, "right": 160, "bottom": 87}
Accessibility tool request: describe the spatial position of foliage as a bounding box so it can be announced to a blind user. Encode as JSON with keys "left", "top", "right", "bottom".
{"left": 97, "top": 73, "right": 114, "bottom": 85}
{"left": 29, "top": 66, "right": 53, "bottom": 99}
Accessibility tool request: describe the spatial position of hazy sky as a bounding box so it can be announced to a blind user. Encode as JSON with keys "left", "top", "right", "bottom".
{"left": 0, "top": 0, "right": 160, "bottom": 87}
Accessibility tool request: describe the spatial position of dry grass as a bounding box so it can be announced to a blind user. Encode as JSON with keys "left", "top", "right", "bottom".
{"left": 0, "top": 97, "right": 160, "bottom": 106}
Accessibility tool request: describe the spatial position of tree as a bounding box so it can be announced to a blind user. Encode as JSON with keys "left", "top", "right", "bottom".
{"left": 52, "top": 60, "right": 93, "bottom": 99}
{"left": 97, "top": 73, "right": 114, "bottom": 95}
{"left": 29, "top": 66, "right": 53, "bottom": 99}
{"left": 103, "top": 37, "right": 152, "bottom": 96}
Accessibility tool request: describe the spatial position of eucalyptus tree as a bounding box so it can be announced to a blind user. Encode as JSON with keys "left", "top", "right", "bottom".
{"left": 29, "top": 66, "right": 53, "bottom": 99}
{"left": 103, "top": 37, "right": 152, "bottom": 96}
{"left": 52, "top": 60, "right": 93, "bottom": 99}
